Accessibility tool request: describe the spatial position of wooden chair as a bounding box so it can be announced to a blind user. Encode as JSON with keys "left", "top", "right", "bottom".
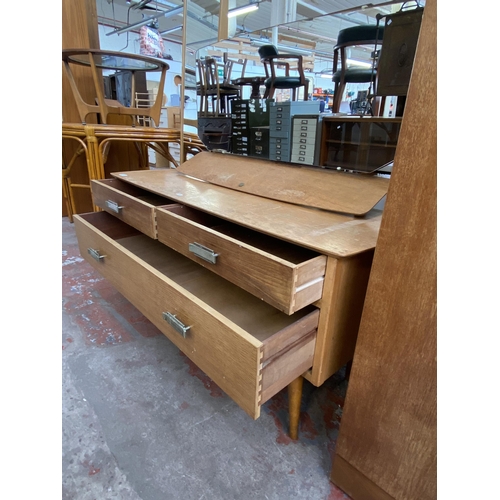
{"left": 62, "top": 135, "right": 94, "bottom": 221}
{"left": 62, "top": 123, "right": 207, "bottom": 220}
{"left": 62, "top": 48, "right": 169, "bottom": 127}
{"left": 201, "top": 57, "right": 241, "bottom": 116}
{"left": 257, "top": 45, "right": 309, "bottom": 101}
{"left": 331, "top": 25, "right": 384, "bottom": 114}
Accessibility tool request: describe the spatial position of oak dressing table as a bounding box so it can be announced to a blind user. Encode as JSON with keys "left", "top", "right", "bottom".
{"left": 73, "top": 152, "right": 389, "bottom": 438}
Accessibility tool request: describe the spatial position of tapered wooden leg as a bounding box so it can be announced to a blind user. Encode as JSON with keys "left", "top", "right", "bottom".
{"left": 288, "top": 375, "right": 303, "bottom": 440}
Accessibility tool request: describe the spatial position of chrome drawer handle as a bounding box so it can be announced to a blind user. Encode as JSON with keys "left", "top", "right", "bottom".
{"left": 163, "top": 312, "right": 191, "bottom": 338}
{"left": 105, "top": 200, "right": 124, "bottom": 213}
{"left": 189, "top": 242, "right": 218, "bottom": 264}
{"left": 88, "top": 248, "right": 106, "bottom": 262}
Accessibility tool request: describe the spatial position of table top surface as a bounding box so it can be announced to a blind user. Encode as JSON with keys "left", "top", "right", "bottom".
{"left": 63, "top": 48, "right": 169, "bottom": 72}
{"left": 111, "top": 168, "right": 383, "bottom": 258}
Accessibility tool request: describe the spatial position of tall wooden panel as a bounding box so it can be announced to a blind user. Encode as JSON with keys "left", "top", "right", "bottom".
{"left": 62, "top": 0, "right": 100, "bottom": 214}
{"left": 330, "top": 0, "right": 436, "bottom": 499}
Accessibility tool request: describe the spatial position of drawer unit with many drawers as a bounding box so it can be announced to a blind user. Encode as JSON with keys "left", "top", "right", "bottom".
{"left": 230, "top": 98, "right": 272, "bottom": 157}
{"left": 269, "top": 101, "right": 320, "bottom": 162}
{"left": 291, "top": 115, "right": 322, "bottom": 166}
{"left": 73, "top": 160, "right": 385, "bottom": 438}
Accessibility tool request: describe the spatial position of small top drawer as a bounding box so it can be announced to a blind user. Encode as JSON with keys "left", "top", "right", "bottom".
{"left": 156, "top": 205, "right": 327, "bottom": 315}
{"left": 91, "top": 178, "right": 175, "bottom": 239}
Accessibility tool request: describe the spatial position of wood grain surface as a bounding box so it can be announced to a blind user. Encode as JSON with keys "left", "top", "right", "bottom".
{"left": 330, "top": 1, "right": 437, "bottom": 498}
{"left": 177, "top": 151, "right": 390, "bottom": 216}
{"left": 74, "top": 211, "right": 320, "bottom": 419}
{"left": 112, "top": 169, "right": 383, "bottom": 258}
{"left": 156, "top": 204, "right": 326, "bottom": 314}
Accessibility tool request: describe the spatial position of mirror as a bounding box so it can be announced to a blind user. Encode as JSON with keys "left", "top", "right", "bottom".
{"left": 186, "top": 0, "right": 424, "bottom": 172}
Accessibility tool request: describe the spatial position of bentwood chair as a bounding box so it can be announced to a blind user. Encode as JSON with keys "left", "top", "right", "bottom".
{"left": 257, "top": 45, "right": 309, "bottom": 101}
{"left": 331, "top": 25, "right": 384, "bottom": 114}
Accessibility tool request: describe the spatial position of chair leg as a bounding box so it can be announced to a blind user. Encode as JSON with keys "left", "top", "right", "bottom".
{"left": 62, "top": 175, "right": 74, "bottom": 223}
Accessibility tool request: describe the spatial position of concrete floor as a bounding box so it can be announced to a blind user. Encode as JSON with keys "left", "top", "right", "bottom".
{"left": 62, "top": 216, "right": 352, "bottom": 500}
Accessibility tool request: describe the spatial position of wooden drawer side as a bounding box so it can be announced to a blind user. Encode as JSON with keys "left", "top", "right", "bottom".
{"left": 260, "top": 309, "right": 319, "bottom": 404}
{"left": 292, "top": 256, "right": 327, "bottom": 312}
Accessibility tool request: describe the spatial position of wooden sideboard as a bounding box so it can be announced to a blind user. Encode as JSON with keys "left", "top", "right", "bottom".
{"left": 73, "top": 155, "right": 389, "bottom": 435}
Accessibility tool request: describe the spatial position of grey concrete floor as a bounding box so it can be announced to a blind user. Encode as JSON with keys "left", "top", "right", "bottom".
{"left": 62, "top": 216, "right": 351, "bottom": 500}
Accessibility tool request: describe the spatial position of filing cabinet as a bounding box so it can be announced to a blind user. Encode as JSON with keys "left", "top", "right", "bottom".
{"left": 230, "top": 99, "right": 272, "bottom": 157}
{"left": 290, "top": 115, "right": 321, "bottom": 166}
{"left": 269, "top": 101, "right": 320, "bottom": 162}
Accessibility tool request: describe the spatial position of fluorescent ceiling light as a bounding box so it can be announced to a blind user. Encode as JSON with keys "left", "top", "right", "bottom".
{"left": 159, "top": 25, "right": 182, "bottom": 35}
{"left": 228, "top": 3, "right": 259, "bottom": 18}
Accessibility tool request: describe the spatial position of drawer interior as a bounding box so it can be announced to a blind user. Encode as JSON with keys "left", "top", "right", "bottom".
{"left": 85, "top": 211, "right": 317, "bottom": 342}
{"left": 98, "top": 178, "right": 175, "bottom": 207}
{"left": 160, "top": 204, "right": 321, "bottom": 265}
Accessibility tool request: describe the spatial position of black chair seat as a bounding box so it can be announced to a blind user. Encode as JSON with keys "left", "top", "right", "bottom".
{"left": 264, "top": 76, "right": 303, "bottom": 88}
{"left": 332, "top": 68, "right": 376, "bottom": 84}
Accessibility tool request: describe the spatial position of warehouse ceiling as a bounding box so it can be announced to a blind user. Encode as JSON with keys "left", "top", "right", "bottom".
{"left": 97, "top": 0, "right": 426, "bottom": 66}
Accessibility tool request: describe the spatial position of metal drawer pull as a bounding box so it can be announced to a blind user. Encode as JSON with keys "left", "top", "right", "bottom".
{"left": 105, "top": 200, "right": 124, "bottom": 213}
{"left": 189, "top": 242, "right": 219, "bottom": 264}
{"left": 88, "top": 248, "right": 106, "bottom": 262}
{"left": 163, "top": 312, "right": 191, "bottom": 338}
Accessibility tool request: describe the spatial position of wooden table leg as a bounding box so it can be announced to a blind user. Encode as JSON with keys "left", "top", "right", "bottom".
{"left": 288, "top": 375, "right": 303, "bottom": 440}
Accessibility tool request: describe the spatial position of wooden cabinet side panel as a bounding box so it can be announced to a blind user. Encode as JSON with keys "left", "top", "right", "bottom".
{"left": 331, "top": 1, "right": 437, "bottom": 498}
{"left": 307, "top": 253, "right": 373, "bottom": 386}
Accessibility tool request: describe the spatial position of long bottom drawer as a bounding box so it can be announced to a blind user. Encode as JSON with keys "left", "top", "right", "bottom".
{"left": 74, "top": 211, "right": 319, "bottom": 419}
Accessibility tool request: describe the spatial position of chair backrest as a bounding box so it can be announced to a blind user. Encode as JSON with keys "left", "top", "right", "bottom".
{"left": 222, "top": 54, "right": 248, "bottom": 85}
{"left": 258, "top": 45, "right": 281, "bottom": 79}
{"left": 63, "top": 48, "right": 169, "bottom": 127}
{"left": 333, "top": 25, "right": 384, "bottom": 76}
{"left": 257, "top": 44, "right": 309, "bottom": 101}
{"left": 258, "top": 44, "right": 306, "bottom": 81}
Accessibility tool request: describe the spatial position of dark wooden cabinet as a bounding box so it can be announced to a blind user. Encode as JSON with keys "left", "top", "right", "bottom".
{"left": 319, "top": 116, "right": 401, "bottom": 173}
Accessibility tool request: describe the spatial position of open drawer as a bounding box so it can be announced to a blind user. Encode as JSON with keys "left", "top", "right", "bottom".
{"left": 91, "top": 178, "right": 175, "bottom": 239}
{"left": 156, "top": 205, "right": 327, "bottom": 315}
{"left": 73, "top": 211, "right": 319, "bottom": 419}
